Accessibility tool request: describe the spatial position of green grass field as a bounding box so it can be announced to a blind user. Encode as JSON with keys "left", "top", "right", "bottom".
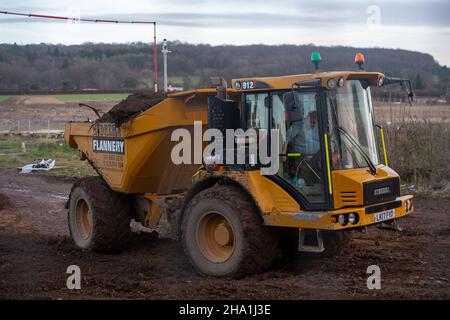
{"left": 53, "top": 93, "right": 130, "bottom": 102}
{"left": 0, "top": 137, "right": 96, "bottom": 177}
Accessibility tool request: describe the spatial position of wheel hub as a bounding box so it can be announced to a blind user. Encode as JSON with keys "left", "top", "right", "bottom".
{"left": 75, "top": 198, "right": 93, "bottom": 240}
{"left": 197, "top": 212, "right": 235, "bottom": 263}
{"left": 214, "top": 223, "right": 234, "bottom": 247}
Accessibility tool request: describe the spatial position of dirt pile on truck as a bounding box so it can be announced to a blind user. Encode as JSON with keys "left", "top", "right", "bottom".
{"left": 99, "top": 92, "right": 166, "bottom": 126}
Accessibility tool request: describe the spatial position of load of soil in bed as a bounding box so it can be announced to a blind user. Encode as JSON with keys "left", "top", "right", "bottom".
{"left": 98, "top": 92, "right": 166, "bottom": 126}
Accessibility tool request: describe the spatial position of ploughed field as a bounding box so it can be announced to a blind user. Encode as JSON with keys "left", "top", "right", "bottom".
{"left": 0, "top": 168, "right": 449, "bottom": 299}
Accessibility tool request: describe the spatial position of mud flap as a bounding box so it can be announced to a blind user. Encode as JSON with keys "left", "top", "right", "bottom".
{"left": 298, "top": 228, "right": 325, "bottom": 253}
{"left": 377, "top": 219, "right": 403, "bottom": 231}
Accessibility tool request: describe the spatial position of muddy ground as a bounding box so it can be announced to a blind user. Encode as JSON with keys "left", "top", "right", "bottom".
{"left": 0, "top": 168, "right": 449, "bottom": 300}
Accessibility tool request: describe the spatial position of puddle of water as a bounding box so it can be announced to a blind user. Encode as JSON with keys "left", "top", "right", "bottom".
{"left": 50, "top": 194, "right": 68, "bottom": 200}
{"left": 0, "top": 187, "right": 68, "bottom": 201}
{"left": 0, "top": 187, "right": 31, "bottom": 194}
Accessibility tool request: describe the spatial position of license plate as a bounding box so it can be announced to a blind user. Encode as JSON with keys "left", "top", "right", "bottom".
{"left": 374, "top": 209, "right": 395, "bottom": 223}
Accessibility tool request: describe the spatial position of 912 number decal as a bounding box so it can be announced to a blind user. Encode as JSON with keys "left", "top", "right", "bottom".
{"left": 241, "top": 80, "right": 255, "bottom": 90}
{"left": 234, "top": 80, "right": 269, "bottom": 90}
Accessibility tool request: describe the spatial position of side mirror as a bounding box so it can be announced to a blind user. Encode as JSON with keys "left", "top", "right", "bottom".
{"left": 382, "top": 77, "right": 414, "bottom": 105}
{"left": 210, "top": 77, "right": 228, "bottom": 101}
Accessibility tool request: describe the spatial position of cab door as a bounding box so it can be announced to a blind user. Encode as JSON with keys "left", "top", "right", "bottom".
{"left": 270, "top": 89, "right": 331, "bottom": 210}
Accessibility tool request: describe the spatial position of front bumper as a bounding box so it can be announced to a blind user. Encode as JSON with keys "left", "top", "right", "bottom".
{"left": 263, "top": 195, "right": 414, "bottom": 230}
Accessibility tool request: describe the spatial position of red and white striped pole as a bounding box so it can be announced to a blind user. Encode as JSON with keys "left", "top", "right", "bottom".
{"left": 153, "top": 23, "right": 158, "bottom": 92}
{"left": 0, "top": 10, "right": 159, "bottom": 92}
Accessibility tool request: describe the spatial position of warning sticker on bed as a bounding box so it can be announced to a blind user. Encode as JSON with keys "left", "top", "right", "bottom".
{"left": 92, "top": 138, "right": 125, "bottom": 155}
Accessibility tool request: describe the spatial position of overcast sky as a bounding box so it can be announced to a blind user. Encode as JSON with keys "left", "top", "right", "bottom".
{"left": 1, "top": 0, "right": 449, "bottom": 66}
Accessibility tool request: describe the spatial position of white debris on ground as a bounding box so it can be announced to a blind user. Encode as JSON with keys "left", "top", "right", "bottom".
{"left": 20, "top": 159, "right": 56, "bottom": 174}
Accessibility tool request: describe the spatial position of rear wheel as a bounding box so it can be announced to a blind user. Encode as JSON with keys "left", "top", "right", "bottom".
{"left": 75, "top": 198, "right": 93, "bottom": 240}
{"left": 68, "top": 176, "right": 131, "bottom": 253}
{"left": 181, "top": 184, "right": 278, "bottom": 278}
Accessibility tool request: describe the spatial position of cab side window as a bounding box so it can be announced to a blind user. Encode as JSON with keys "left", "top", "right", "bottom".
{"left": 244, "top": 93, "right": 269, "bottom": 130}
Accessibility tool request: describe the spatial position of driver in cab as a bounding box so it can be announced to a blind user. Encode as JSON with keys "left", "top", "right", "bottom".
{"left": 284, "top": 92, "right": 321, "bottom": 186}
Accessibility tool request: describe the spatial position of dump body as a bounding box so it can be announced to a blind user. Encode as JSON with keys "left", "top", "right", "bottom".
{"left": 65, "top": 91, "right": 213, "bottom": 194}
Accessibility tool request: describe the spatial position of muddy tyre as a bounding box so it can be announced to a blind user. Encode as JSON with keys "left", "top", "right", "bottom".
{"left": 68, "top": 176, "right": 131, "bottom": 253}
{"left": 321, "top": 230, "right": 352, "bottom": 256}
{"left": 181, "top": 185, "right": 278, "bottom": 278}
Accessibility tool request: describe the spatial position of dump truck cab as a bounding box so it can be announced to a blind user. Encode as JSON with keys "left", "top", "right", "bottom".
{"left": 64, "top": 52, "right": 414, "bottom": 277}
{"left": 205, "top": 70, "right": 414, "bottom": 231}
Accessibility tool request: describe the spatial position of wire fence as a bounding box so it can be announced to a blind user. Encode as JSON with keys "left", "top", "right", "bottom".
{"left": 0, "top": 118, "right": 87, "bottom": 133}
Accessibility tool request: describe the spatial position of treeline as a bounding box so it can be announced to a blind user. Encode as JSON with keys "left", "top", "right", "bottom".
{"left": 0, "top": 42, "right": 449, "bottom": 94}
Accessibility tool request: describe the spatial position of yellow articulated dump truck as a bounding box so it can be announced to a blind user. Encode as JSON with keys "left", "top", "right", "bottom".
{"left": 64, "top": 52, "right": 415, "bottom": 277}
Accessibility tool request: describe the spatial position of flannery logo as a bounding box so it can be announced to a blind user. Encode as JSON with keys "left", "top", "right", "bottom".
{"left": 374, "top": 186, "right": 390, "bottom": 196}
{"left": 93, "top": 138, "right": 125, "bottom": 154}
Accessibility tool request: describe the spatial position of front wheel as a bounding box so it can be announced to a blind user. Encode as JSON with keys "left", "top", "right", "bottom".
{"left": 181, "top": 184, "right": 278, "bottom": 278}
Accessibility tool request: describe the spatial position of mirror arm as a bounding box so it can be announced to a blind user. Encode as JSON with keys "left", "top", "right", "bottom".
{"left": 382, "top": 77, "right": 414, "bottom": 105}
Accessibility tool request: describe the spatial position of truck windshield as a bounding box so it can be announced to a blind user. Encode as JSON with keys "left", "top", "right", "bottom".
{"left": 327, "top": 80, "right": 379, "bottom": 170}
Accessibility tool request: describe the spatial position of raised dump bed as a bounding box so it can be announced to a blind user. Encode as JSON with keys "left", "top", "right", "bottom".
{"left": 64, "top": 91, "right": 212, "bottom": 194}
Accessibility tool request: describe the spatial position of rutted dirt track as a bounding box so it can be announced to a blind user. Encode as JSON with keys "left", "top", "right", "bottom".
{"left": 0, "top": 168, "right": 449, "bottom": 299}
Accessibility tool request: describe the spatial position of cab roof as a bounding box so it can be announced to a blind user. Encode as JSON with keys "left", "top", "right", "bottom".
{"left": 231, "top": 71, "right": 384, "bottom": 91}
{"left": 168, "top": 71, "right": 384, "bottom": 98}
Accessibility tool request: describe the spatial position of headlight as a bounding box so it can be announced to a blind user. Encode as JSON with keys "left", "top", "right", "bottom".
{"left": 348, "top": 213, "right": 358, "bottom": 224}
{"left": 406, "top": 199, "right": 412, "bottom": 212}
{"left": 378, "top": 77, "right": 384, "bottom": 87}
{"left": 337, "top": 77, "right": 345, "bottom": 87}
{"left": 327, "top": 78, "right": 336, "bottom": 89}
{"left": 338, "top": 214, "right": 347, "bottom": 226}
